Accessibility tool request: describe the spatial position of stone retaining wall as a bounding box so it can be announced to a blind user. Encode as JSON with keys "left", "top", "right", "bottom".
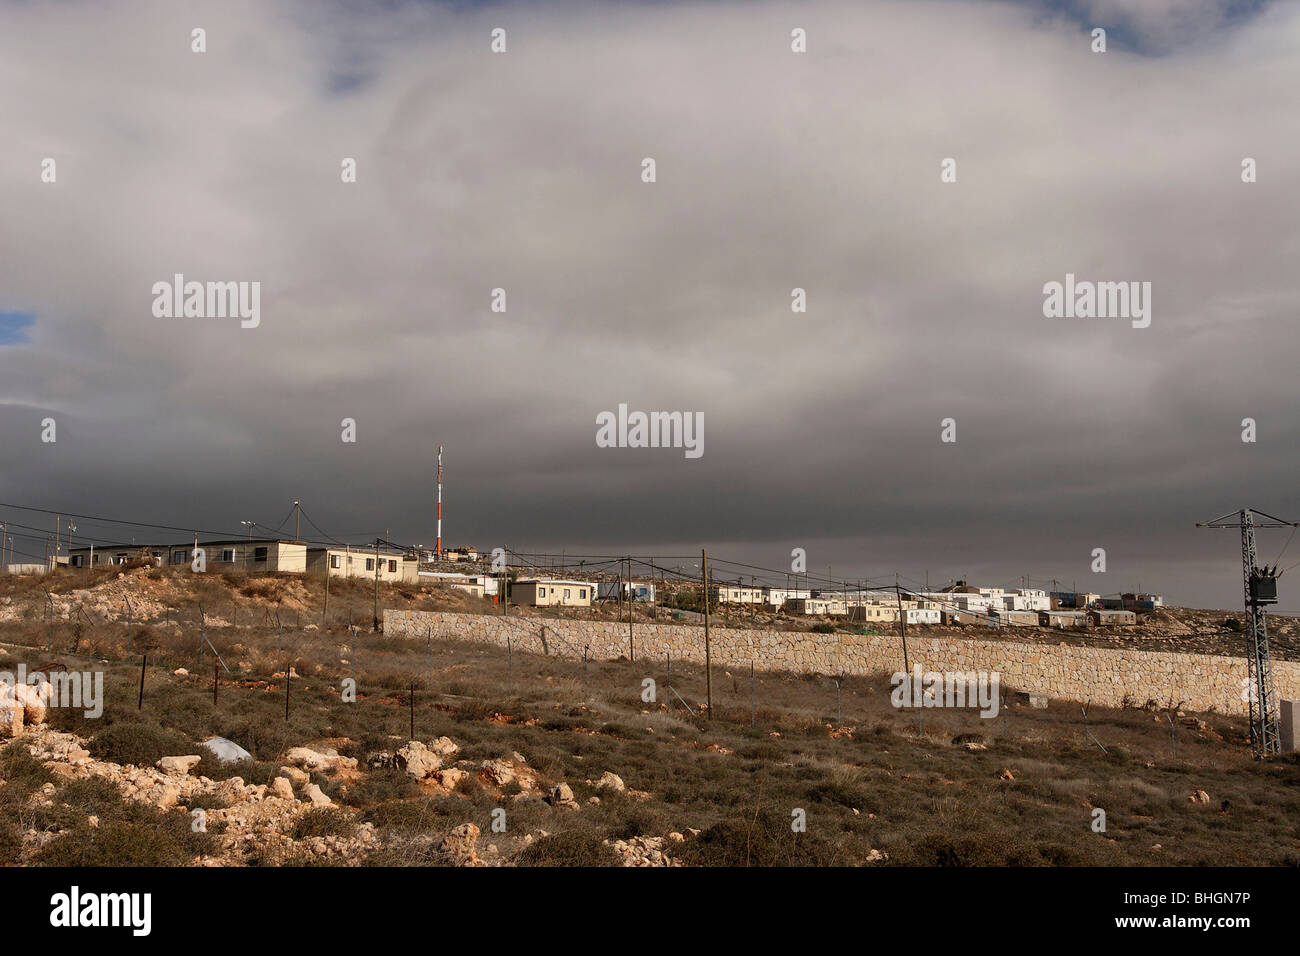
{"left": 382, "top": 609, "right": 1300, "bottom": 716}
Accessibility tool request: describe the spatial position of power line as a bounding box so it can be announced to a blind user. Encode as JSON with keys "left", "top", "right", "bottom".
{"left": 0, "top": 500, "right": 362, "bottom": 552}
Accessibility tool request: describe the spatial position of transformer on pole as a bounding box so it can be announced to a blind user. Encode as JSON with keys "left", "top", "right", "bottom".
{"left": 1197, "top": 508, "right": 1297, "bottom": 757}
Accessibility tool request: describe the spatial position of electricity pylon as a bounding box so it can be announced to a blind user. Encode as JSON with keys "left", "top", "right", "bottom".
{"left": 1197, "top": 508, "right": 1298, "bottom": 757}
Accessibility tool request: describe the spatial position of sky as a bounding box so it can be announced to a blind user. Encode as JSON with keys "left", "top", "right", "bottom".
{"left": 1, "top": 0, "right": 1298, "bottom": 611}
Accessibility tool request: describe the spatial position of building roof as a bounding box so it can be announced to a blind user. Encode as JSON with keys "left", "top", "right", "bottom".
{"left": 197, "top": 538, "right": 305, "bottom": 547}
{"left": 515, "top": 579, "right": 594, "bottom": 587}
{"left": 68, "top": 538, "right": 304, "bottom": 552}
{"left": 308, "top": 544, "right": 410, "bottom": 557}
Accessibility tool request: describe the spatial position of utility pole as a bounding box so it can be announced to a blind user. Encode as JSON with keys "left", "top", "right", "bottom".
{"left": 896, "top": 578, "right": 910, "bottom": 673}
{"left": 294, "top": 500, "right": 301, "bottom": 542}
{"left": 616, "top": 558, "right": 624, "bottom": 620}
{"left": 1198, "top": 508, "right": 1299, "bottom": 757}
{"left": 372, "top": 538, "right": 381, "bottom": 632}
{"left": 650, "top": 558, "right": 657, "bottom": 620}
{"left": 436, "top": 445, "right": 443, "bottom": 558}
{"left": 323, "top": 548, "right": 331, "bottom": 626}
{"left": 627, "top": 556, "right": 635, "bottom": 662}
{"left": 702, "top": 549, "right": 712, "bottom": 718}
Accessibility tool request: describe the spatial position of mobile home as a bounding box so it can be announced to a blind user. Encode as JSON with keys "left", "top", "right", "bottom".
{"left": 512, "top": 579, "right": 593, "bottom": 607}
{"left": 307, "top": 547, "right": 417, "bottom": 582}
{"left": 1038, "top": 609, "right": 1087, "bottom": 629}
{"left": 1088, "top": 609, "right": 1137, "bottom": 627}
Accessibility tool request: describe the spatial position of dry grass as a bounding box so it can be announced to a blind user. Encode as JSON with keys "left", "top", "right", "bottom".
{"left": 1, "top": 569, "right": 1299, "bottom": 867}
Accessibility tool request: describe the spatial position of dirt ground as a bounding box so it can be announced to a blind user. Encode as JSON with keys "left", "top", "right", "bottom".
{"left": 1, "top": 566, "right": 1298, "bottom": 867}
{"left": 4, "top": 564, "right": 1293, "bottom": 659}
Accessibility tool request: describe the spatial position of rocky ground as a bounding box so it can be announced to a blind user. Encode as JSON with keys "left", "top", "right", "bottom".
{"left": 6, "top": 563, "right": 1296, "bottom": 660}
{"left": 4, "top": 711, "right": 687, "bottom": 867}
{"left": 1, "top": 566, "right": 1295, "bottom": 868}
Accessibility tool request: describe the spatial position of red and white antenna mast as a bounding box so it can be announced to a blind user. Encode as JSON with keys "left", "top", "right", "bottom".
{"left": 436, "top": 445, "right": 443, "bottom": 558}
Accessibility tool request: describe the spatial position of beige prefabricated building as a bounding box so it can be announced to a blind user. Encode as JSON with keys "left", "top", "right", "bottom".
{"left": 67, "top": 539, "right": 309, "bottom": 573}
{"left": 512, "top": 579, "right": 593, "bottom": 607}
{"left": 194, "top": 540, "right": 308, "bottom": 573}
{"left": 306, "top": 547, "right": 417, "bottom": 583}
{"left": 852, "top": 605, "right": 901, "bottom": 623}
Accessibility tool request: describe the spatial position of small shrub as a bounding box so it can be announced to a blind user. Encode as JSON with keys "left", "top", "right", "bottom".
{"left": 676, "top": 809, "right": 849, "bottom": 866}
{"left": 210, "top": 760, "right": 282, "bottom": 787}
{"left": 291, "top": 807, "right": 357, "bottom": 840}
{"left": 0, "top": 742, "right": 54, "bottom": 788}
{"left": 34, "top": 807, "right": 217, "bottom": 866}
{"left": 603, "top": 805, "right": 672, "bottom": 841}
{"left": 0, "top": 819, "right": 21, "bottom": 863}
{"left": 183, "top": 792, "right": 231, "bottom": 812}
{"left": 342, "top": 769, "right": 422, "bottom": 808}
{"left": 806, "top": 779, "right": 871, "bottom": 811}
{"left": 515, "top": 829, "right": 621, "bottom": 866}
{"left": 362, "top": 798, "right": 453, "bottom": 833}
{"left": 88, "top": 722, "right": 197, "bottom": 767}
{"left": 55, "top": 777, "right": 127, "bottom": 817}
{"left": 910, "top": 830, "right": 1044, "bottom": 866}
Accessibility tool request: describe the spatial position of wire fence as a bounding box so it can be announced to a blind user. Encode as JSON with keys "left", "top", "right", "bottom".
{"left": 0, "top": 589, "right": 1231, "bottom": 766}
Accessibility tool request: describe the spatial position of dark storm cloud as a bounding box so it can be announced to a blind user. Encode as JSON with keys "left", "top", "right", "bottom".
{"left": 0, "top": 0, "right": 1297, "bottom": 610}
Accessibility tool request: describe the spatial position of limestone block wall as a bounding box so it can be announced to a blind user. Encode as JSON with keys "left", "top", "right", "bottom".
{"left": 382, "top": 609, "right": 1300, "bottom": 716}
